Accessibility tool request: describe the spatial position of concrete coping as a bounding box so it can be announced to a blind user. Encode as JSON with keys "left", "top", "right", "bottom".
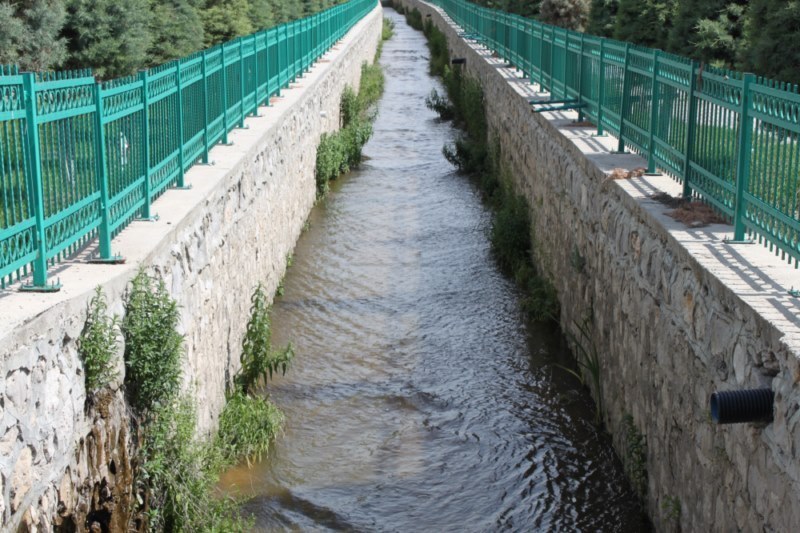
{"left": 423, "top": 2, "right": 800, "bottom": 357}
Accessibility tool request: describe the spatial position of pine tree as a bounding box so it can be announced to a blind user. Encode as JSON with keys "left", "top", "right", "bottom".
{"left": 742, "top": 0, "right": 800, "bottom": 84}
{"left": 540, "top": 0, "right": 590, "bottom": 30}
{"left": 64, "top": 0, "right": 151, "bottom": 78}
{"left": 613, "top": 0, "right": 675, "bottom": 50}
{"left": 693, "top": 2, "right": 746, "bottom": 67}
{"left": 249, "top": 0, "right": 275, "bottom": 30}
{"left": 667, "top": 0, "right": 724, "bottom": 57}
{"left": 202, "top": 0, "right": 254, "bottom": 47}
{"left": 149, "top": 0, "right": 205, "bottom": 66}
{"left": 0, "top": 0, "right": 67, "bottom": 71}
{"left": 586, "top": 0, "right": 617, "bottom": 37}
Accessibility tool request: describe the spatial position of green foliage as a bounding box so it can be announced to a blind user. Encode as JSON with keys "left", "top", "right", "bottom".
{"left": 623, "top": 413, "right": 648, "bottom": 500}
{"left": 138, "top": 397, "right": 251, "bottom": 532}
{"left": 201, "top": 0, "right": 254, "bottom": 46}
{"left": 64, "top": 0, "right": 151, "bottom": 78}
{"left": 540, "top": 0, "right": 590, "bottom": 31}
{"left": 693, "top": 3, "right": 746, "bottom": 68}
{"left": 586, "top": 0, "right": 618, "bottom": 37}
{"left": 122, "top": 270, "right": 183, "bottom": 414}
{"left": 405, "top": 7, "right": 423, "bottom": 30}
{"left": 613, "top": 0, "right": 675, "bottom": 50}
{"left": 148, "top": 0, "right": 206, "bottom": 66}
{"left": 423, "top": 19, "right": 449, "bottom": 76}
{"left": 315, "top": 33, "right": 389, "bottom": 197}
{"left": 382, "top": 17, "right": 395, "bottom": 40}
{"left": 236, "top": 284, "right": 294, "bottom": 395}
{"left": 78, "top": 286, "right": 119, "bottom": 392}
{"left": 419, "top": 22, "right": 559, "bottom": 324}
{"left": 217, "top": 391, "right": 284, "bottom": 465}
{"left": 560, "top": 316, "right": 602, "bottom": 423}
{"left": 742, "top": 0, "right": 800, "bottom": 85}
{"left": 0, "top": 0, "right": 67, "bottom": 70}
{"left": 661, "top": 495, "right": 681, "bottom": 524}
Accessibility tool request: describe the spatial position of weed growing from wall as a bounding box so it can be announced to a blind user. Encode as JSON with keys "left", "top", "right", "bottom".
{"left": 623, "top": 413, "right": 648, "bottom": 501}
{"left": 315, "top": 16, "right": 392, "bottom": 198}
{"left": 122, "top": 270, "right": 183, "bottom": 413}
{"left": 236, "top": 283, "right": 294, "bottom": 395}
{"left": 78, "top": 286, "right": 119, "bottom": 392}
{"left": 216, "top": 391, "right": 284, "bottom": 465}
{"left": 416, "top": 20, "right": 558, "bottom": 322}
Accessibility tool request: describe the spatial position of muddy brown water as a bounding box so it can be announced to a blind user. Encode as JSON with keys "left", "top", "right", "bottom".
{"left": 219, "top": 10, "right": 648, "bottom": 531}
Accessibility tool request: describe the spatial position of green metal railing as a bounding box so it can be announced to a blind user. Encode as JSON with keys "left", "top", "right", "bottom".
{"left": 0, "top": 0, "right": 376, "bottom": 290}
{"left": 430, "top": 0, "right": 800, "bottom": 266}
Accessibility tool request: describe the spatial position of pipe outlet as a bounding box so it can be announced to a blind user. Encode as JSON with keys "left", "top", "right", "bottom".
{"left": 710, "top": 388, "right": 774, "bottom": 424}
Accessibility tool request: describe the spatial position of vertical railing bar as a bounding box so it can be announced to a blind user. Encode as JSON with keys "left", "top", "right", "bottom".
{"left": 646, "top": 50, "right": 661, "bottom": 174}
{"left": 732, "top": 73, "right": 756, "bottom": 242}
{"left": 20, "top": 72, "right": 58, "bottom": 290}
{"left": 681, "top": 61, "right": 699, "bottom": 198}
{"left": 139, "top": 70, "right": 155, "bottom": 217}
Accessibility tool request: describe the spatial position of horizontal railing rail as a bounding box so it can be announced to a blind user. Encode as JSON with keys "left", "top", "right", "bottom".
{"left": 429, "top": 0, "right": 800, "bottom": 267}
{"left": 0, "top": 0, "right": 376, "bottom": 290}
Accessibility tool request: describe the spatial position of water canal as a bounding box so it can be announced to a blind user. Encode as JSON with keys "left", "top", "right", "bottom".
{"left": 219, "top": 10, "right": 647, "bottom": 531}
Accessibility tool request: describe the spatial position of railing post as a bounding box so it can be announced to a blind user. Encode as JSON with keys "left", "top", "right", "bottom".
{"left": 239, "top": 39, "right": 246, "bottom": 128}
{"left": 92, "top": 81, "right": 122, "bottom": 263}
{"left": 615, "top": 42, "right": 631, "bottom": 153}
{"left": 200, "top": 51, "right": 210, "bottom": 163}
{"left": 596, "top": 39, "right": 606, "bottom": 136}
{"left": 138, "top": 70, "right": 155, "bottom": 217}
{"left": 175, "top": 62, "right": 186, "bottom": 187}
{"left": 548, "top": 27, "right": 555, "bottom": 95}
{"left": 20, "top": 73, "right": 58, "bottom": 291}
{"left": 538, "top": 23, "right": 544, "bottom": 91}
{"left": 646, "top": 50, "right": 661, "bottom": 173}
{"left": 681, "top": 61, "right": 699, "bottom": 198}
{"left": 732, "top": 73, "right": 756, "bottom": 241}
{"left": 577, "top": 33, "right": 585, "bottom": 121}
{"left": 221, "top": 44, "right": 230, "bottom": 144}
{"left": 252, "top": 37, "right": 260, "bottom": 114}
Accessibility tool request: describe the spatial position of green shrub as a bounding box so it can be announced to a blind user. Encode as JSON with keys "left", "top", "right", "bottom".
{"left": 139, "top": 397, "right": 250, "bottom": 532}
{"left": 405, "top": 7, "right": 423, "bottom": 30}
{"left": 235, "top": 283, "right": 294, "bottom": 395}
{"left": 78, "top": 286, "right": 119, "bottom": 392}
{"left": 217, "top": 391, "right": 284, "bottom": 465}
{"left": 122, "top": 270, "right": 183, "bottom": 413}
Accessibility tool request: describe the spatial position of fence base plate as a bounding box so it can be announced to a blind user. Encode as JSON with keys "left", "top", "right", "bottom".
{"left": 20, "top": 280, "right": 62, "bottom": 293}
{"left": 723, "top": 238, "right": 755, "bottom": 245}
{"left": 88, "top": 254, "right": 126, "bottom": 265}
{"left": 136, "top": 214, "right": 160, "bottom": 222}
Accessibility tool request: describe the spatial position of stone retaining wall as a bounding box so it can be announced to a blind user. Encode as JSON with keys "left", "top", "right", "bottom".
{"left": 398, "top": 1, "right": 800, "bottom": 530}
{"left": 0, "top": 6, "right": 383, "bottom": 530}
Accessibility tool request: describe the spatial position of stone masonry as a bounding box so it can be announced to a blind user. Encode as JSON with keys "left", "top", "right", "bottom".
{"left": 0, "top": 6, "right": 383, "bottom": 531}
{"left": 399, "top": 1, "right": 800, "bottom": 531}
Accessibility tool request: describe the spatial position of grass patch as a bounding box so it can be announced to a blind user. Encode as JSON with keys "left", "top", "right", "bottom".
{"left": 216, "top": 391, "right": 284, "bottom": 466}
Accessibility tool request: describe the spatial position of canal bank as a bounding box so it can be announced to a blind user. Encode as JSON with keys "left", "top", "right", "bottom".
{"left": 395, "top": 0, "right": 800, "bottom": 531}
{"left": 220, "top": 9, "right": 646, "bottom": 530}
{"left": 0, "top": 5, "right": 383, "bottom": 530}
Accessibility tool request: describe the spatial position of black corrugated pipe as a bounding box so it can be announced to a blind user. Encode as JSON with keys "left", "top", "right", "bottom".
{"left": 710, "top": 388, "right": 774, "bottom": 424}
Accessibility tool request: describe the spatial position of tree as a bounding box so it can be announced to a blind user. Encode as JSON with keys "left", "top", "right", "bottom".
{"left": 149, "top": 0, "right": 205, "bottom": 66}
{"left": 741, "top": 0, "right": 800, "bottom": 84}
{"left": 613, "top": 0, "right": 675, "bottom": 50}
{"left": 693, "top": 2, "right": 746, "bottom": 68}
{"left": 540, "top": 0, "right": 590, "bottom": 30}
{"left": 64, "top": 0, "right": 151, "bottom": 78}
{"left": 249, "top": 0, "right": 275, "bottom": 31}
{"left": 202, "top": 0, "right": 254, "bottom": 46}
{"left": 586, "top": 0, "right": 617, "bottom": 37}
{"left": 0, "top": 0, "right": 67, "bottom": 71}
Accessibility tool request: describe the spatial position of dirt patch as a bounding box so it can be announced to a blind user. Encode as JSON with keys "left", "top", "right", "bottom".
{"left": 651, "top": 193, "right": 727, "bottom": 228}
{"left": 565, "top": 120, "right": 595, "bottom": 128}
{"left": 604, "top": 167, "right": 646, "bottom": 182}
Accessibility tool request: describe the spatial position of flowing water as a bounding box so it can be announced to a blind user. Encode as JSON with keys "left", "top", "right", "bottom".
{"left": 219, "top": 10, "right": 647, "bottom": 531}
